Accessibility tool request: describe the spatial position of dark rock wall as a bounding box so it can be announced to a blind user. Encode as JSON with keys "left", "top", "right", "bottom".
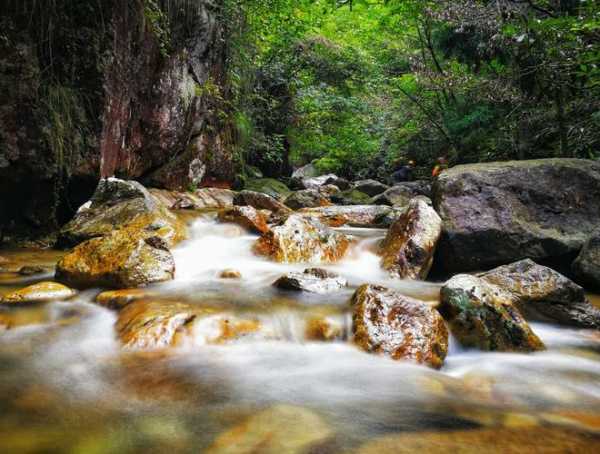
{"left": 0, "top": 0, "right": 234, "bottom": 241}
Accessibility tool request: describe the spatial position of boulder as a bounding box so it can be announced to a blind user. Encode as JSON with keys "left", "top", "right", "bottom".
{"left": 284, "top": 189, "right": 332, "bottom": 210}
{"left": 116, "top": 300, "right": 268, "bottom": 350}
{"left": 352, "top": 179, "right": 389, "bottom": 197}
{"left": 380, "top": 197, "right": 442, "bottom": 280}
{"left": 351, "top": 284, "right": 448, "bottom": 368}
{"left": 206, "top": 405, "right": 332, "bottom": 454}
{"left": 372, "top": 180, "right": 432, "bottom": 206}
{"left": 244, "top": 178, "right": 291, "bottom": 201}
{"left": 324, "top": 176, "right": 351, "bottom": 190}
{"left": 439, "top": 274, "right": 545, "bottom": 352}
{"left": 1, "top": 282, "right": 77, "bottom": 304}
{"left": 302, "top": 173, "right": 338, "bottom": 190}
{"left": 572, "top": 230, "right": 600, "bottom": 290}
{"left": 273, "top": 268, "right": 347, "bottom": 294}
{"left": 234, "top": 190, "right": 292, "bottom": 219}
{"left": 253, "top": 215, "right": 352, "bottom": 264}
{"left": 330, "top": 189, "right": 372, "bottom": 206}
{"left": 292, "top": 163, "right": 320, "bottom": 179}
{"left": 218, "top": 206, "right": 270, "bottom": 234}
{"left": 58, "top": 178, "right": 186, "bottom": 248}
{"left": 298, "top": 205, "right": 392, "bottom": 228}
{"left": 481, "top": 259, "right": 600, "bottom": 329}
{"left": 55, "top": 228, "right": 175, "bottom": 289}
{"left": 433, "top": 159, "right": 600, "bottom": 273}
{"left": 150, "top": 188, "right": 235, "bottom": 210}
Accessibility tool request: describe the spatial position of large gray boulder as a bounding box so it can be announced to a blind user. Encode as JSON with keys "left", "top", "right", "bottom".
{"left": 433, "top": 159, "right": 600, "bottom": 273}
{"left": 372, "top": 181, "right": 431, "bottom": 207}
{"left": 572, "top": 230, "right": 600, "bottom": 291}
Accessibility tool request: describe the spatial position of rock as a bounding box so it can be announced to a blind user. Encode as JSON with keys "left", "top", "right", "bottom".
{"left": 0, "top": 256, "right": 9, "bottom": 265}
{"left": 352, "top": 179, "right": 389, "bottom": 197}
{"left": 55, "top": 228, "right": 176, "bottom": 289}
{"left": 18, "top": 266, "right": 46, "bottom": 276}
{"left": 330, "top": 188, "right": 372, "bottom": 206}
{"left": 433, "top": 159, "right": 600, "bottom": 273}
{"left": 298, "top": 205, "right": 392, "bottom": 228}
{"left": 150, "top": 188, "right": 235, "bottom": 210}
{"left": 284, "top": 189, "right": 332, "bottom": 210}
{"left": 253, "top": 215, "right": 352, "bottom": 264}
{"left": 233, "top": 190, "right": 293, "bottom": 219}
{"left": 351, "top": 284, "right": 448, "bottom": 368}
{"left": 206, "top": 405, "right": 332, "bottom": 454}
{"left": 1, "top": 282, "right": 77, "bottom": 304}
{"left": 218, "top": 206, "right": 270, "bottom": 234}
{"left": 95, "top": 289, "right": 156, "bottom": 309}
{"left": 379, "top": 198, "right": 442, "bottom": 280}
{"left": 356, "top": 427, "right": 600, "bottom": 454}
{"left": 302, "top": 173, "right": 338, "bottom": 190}
{"left": 480, "top": 259, "right": 600, "bottom": 329}
{"left": 572, "top": 230, "right": 600, "bottom": 290}
{"left": 219, "top": 269, "right": 242, "bottom": 279}
{"left": 324, "top": 175, "right": 351, "bottom": 190}
{"left": 373, "top": 180, "right": 432, "bottom": 206}
{"left": 116, "top": 300, "right": 267, "bottom": 349}
{"left": 292, "top": 163, "right": 320, "bottom": 179}
{"left": 439, "top": 274, "right": 545, "bottom": 352}
{"left": 58, "top": 178, "right": 186, "bottom": 248}
{"left": 244, "top": 178, "right": 291, "bottom": 200}
{"left": 305, "top": 315, "right": 346, "bottom": 341}
{"left": 273, "top": 268, "right": 347, "bottom": 294}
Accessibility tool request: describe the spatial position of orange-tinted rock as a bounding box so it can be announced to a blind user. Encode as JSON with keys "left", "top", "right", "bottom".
{"left": 218, "top": 206, "right": 269, "bottom": 234}
{"left": 351, "top": 284, "right": 448, "bottom": 368}
{"left": 380, "top": 197, "right": 442, "bottom": 280}
{"left": 150, "top": 187, "right": 236, "bottom": 210}
{"left": 253, "top": 215, "right": 352, "bottom": 264}
{"left": 1, "top": 282, "right": 77, "bottom": 304}
{"left": 219, "top": 269, "right": 242, "bottom": 279}
{"left": 95, "top": 289, "right": 156, "bottom": 309}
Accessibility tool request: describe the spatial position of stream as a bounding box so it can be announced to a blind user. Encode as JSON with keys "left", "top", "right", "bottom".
{"left": 1, "top": 213, "right": 600, "bottom": 453}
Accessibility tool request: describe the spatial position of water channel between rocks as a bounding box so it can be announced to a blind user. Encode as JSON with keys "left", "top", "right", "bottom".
{"left": 0, "top": 213, "right": 599, "bottom": 453}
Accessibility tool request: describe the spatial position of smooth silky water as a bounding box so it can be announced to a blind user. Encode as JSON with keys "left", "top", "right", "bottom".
{"left": 1, "top": 214, "right": 600, "bottom": 452}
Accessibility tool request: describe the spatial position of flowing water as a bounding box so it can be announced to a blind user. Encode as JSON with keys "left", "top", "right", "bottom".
{"left": 1, "top": 213, "right": 600, "bottom": 453}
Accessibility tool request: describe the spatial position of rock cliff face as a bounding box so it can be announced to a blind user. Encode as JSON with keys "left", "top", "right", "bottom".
{"left": 0, "top": 0, "right": 234, "bottom": 240}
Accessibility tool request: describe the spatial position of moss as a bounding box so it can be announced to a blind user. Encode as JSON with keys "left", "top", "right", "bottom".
{"left": 143, "top": 0, "right": 172, "bottom": 58}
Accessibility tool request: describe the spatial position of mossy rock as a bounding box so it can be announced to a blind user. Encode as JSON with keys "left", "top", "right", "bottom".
{"left": 331, "top": 189, "right": 372, "bottom": 205}
{"left": 244, "top": 178, "right": 291, "bottom": 201}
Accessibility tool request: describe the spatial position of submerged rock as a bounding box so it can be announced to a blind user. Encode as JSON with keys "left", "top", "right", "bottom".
{"left": 1, "top": 282, "right": 77, "bottom": 304}
{"left": 379, "top": 197, "right": 442, "bottom": 280}
{"left": 253, "top": 215, "right": 352, "bottom": 264}
{"left": 481, "top": 259, "right": 600, "bottom": 329}
{"left": 572, "top": 230, "right": 600, "bottom": 290}
{"left": 433, "top": 159, "right": 600, "bottom": 273}
{"left": 218, "top": 206, "right": 270, "bottom": 234}
{"left": 273, "top": 268, "right": 347, "bottom": 294}
{"left": 284, "top": 189, "right": 332, "bottom": 210}
{"left": 56, "top": 229, "right": 175, "bottom": 289}
{"left": 18, "top": 266, "right": 46, "bottom": 276}
{"left": 59, "top": 178, "right": 186, "bottom": 248}
{"left": 219, "top": 269, "right": 242, "bottom": 279}
{"left": 116, "top": 300, "right": 267, "bottom": 350}
{"left": 351, "top": 284, "right": 448, "bottom": 368}
{"left": 244, "top": 178, "right": 291, "bottom": 200}
{"left": 95, "top": 289, "right": 156, "bottom": 309}
{"left": 298, "top": 205, "right": 391, "bottom": 228}
{"left": 439, "top": 274, "right": 545, "bottom": 352}
{"left": 352, "top": 179, "right": 389, "bottom": 197}
{"left": 372, "top": 180, "right": 432, "bottom": 207}
{"left": 305, "top": 315, "right": 346, "bottom": 341}
{"left": 206, "top": 405, "right": 332, "bottom": 454}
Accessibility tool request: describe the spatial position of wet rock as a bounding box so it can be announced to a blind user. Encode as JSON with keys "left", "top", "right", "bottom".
{"left": 433, "top": 159, "right": 600, "bottom": 273}
{"left": 572, "top": 230, "right": 600, "bottom": 290}
{"left": 373, "top": 180, "right": 432, "bottom": 207}
{"left": 298, "top": 205, "right": 392, "bottom": 228}
{"left": 244, "top": 178, "right": 291, "bottom": 200}
{"left": 206, "top": 405, "right": 332, "bottom": 454}
{"left": 18, "top": 266, "right": 46, "bottom": 276}
{"left": 150, "top": 188, "right": 235, "bottom": 210}
{"left": 233, "top": 190, "right": 292, "bottom": 219}
{"left": 56, "top": 228, "right": 175, "bottom": 289}
{"left": 273, "top": 268, "right": 347, "bottom": 294}
{"left": 305, "top": 315, "right": 346, "bottom": 341}
{"left": 59, "top": 178, "right": 186, "bottom": 248}
{"left": 379, "top": 198, "right": 442, "bottom": 280}
{"left": 253, "top": 215, "right": 352, "bottom": 264}
{"left": 330, "top": 188, "right": 372, "bottom": 206}
{"left": 352, "top": 179, "right": 389, "bottom": 197}
{"left": 219, "top": 269, "right": 242, "bottom": 279}
{"left": 351, "top": 284, "right": 448, "bottom": 368}
{"left": 116, "top": 300, "right": 267, "bottom": 349}
{"left": 95, "top": 289, "right": 156, "bottom": 309}
{"left": 284, "top": 189, "right": 332, "bottom": 210}
{"left": 1, "top": 282, "right": 77, "bottom": 304}
{"left": 480, "top": 259, "right": 600, "bottom": 329}
{"left": 218, "top": 206, "right": 270, "bottom": 234}
{"left": 302, "top": 173, "right": 338, "bottom": 190}
{"left": 356, "top": 426, "right": 600, "bottom": 454}
{"left": 439, "top": 274, "right": 545, "bottom": 352}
